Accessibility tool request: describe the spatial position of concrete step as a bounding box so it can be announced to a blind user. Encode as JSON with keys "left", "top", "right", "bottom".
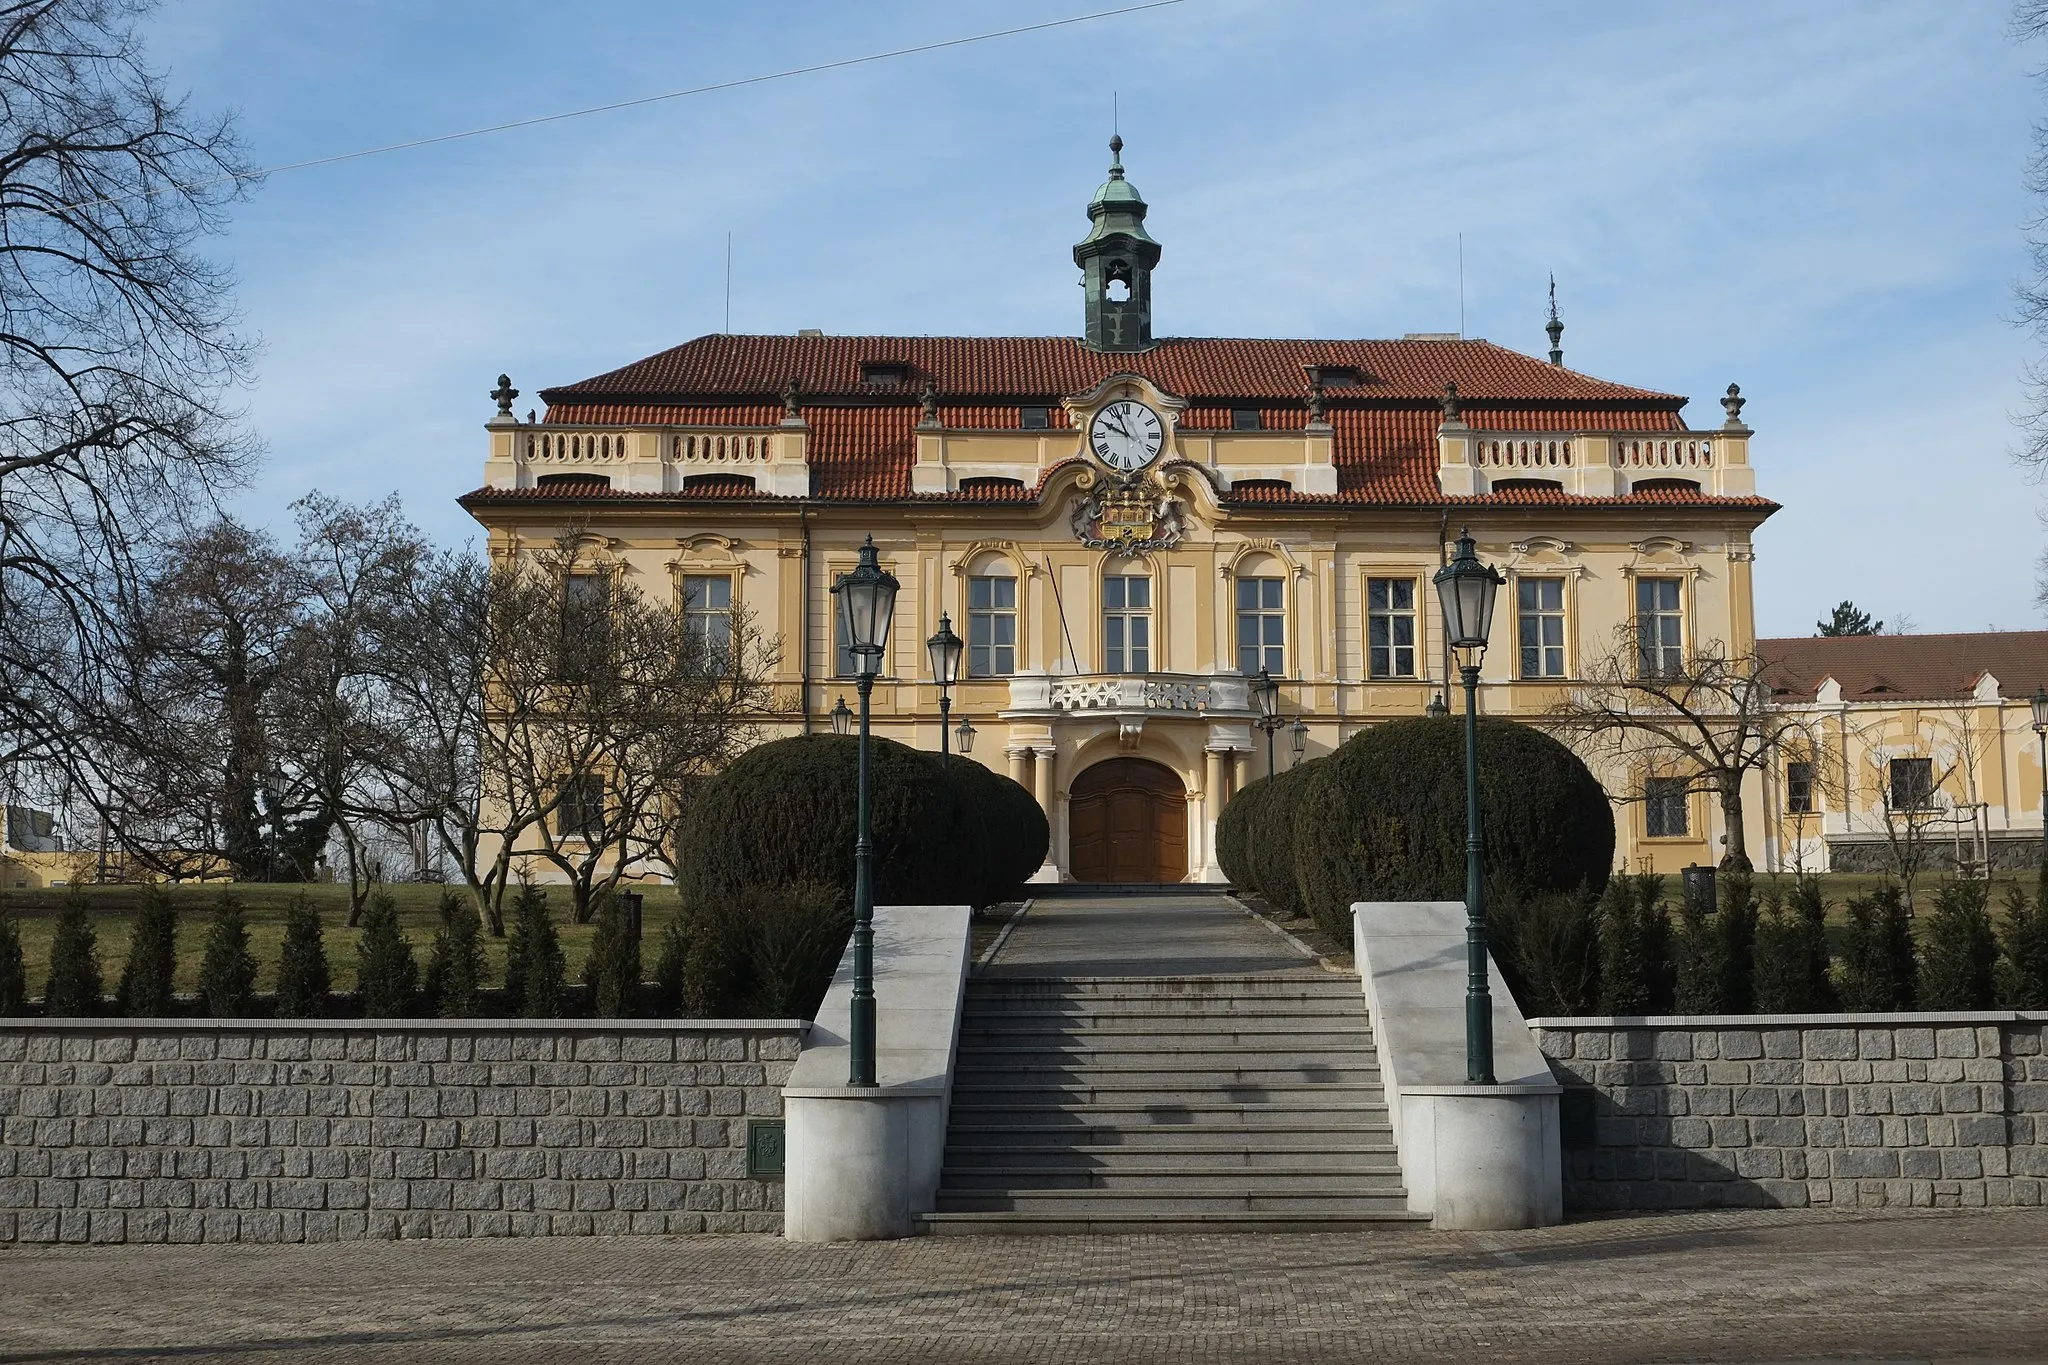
{"left": 959, "top": 1028, "right": 1374, "bottom": 1048}
{"left": 944, "top": 1143, "right": 1400, "bottom": 1171}
{"left": 938, "top": 1167, "right": 1406, "bottom": 1193}
{"left": 946, "top": 1103, "right": 1391, "bottom": 1129}
{"left": 955, "top": 1057, "right": 1381, "bottom": 1080}
{"left": 969, "top": 975, "right": 1360, "bottom": 995}
{"left": 930, "top": 1189, "right": 1415, "bottom": 1215}
{"left": 921, "top": 1210, "right": 1431, "bottom": 1234}
{"left": 945, "top": 1123, "right": 1397, "bottom": 1148}
{"left": 948, "top": 1081, "right": 1385, "bottom": 1106}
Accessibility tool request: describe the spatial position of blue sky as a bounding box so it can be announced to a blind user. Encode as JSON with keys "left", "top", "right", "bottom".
{"left": 148, "top": 0, "right": 2043, "bottom": 638}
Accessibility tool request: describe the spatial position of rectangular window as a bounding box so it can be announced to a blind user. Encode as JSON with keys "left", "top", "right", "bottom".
{"left": 1103, "top": 574, "right": 1151, "bottom": 674}
{"left": 1786, "top": 760, "right": 1815, "bottom": 814}
{"left": 968, "top": 575, "right": 1017, "bottom": 677}
{"left": 1644, "top": 776, "right": 1690, "bottom": 838}
{"left": 680, "top": 574, "right": 732, "bottom": 660}
{"left": 833, "top": 610, "right": 859, "bottom": 678}
{"left": 1231, "top": 407, "right": 1263, "bottom": 431}
{"left": 1888, "top": 757, "right": 1934, "bottom": 810}
{"left": 1516, "top": 577, "right": 1567, "bottom": 679}
{"left": 1367, "top": 577, "right": 1417, "bottom": 679}
{"left": 1635, "top": 576, "right": 1684, "bottom": 678}
{"left": 553, "top": 773, "right": 604, "bottom": 843}
{"left": 1236, "top": 576, "right": 1285, "bottom": 676}
{"left": 1020, "top": 405, "right": 1051, "bottom": 430}
{"left": 558, "top": 571, "right": 610, "bottom": 679}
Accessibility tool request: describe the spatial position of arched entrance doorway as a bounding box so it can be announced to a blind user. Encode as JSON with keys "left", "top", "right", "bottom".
{"left": 1068, "top": 758, "right": 1187, "bottom": 884}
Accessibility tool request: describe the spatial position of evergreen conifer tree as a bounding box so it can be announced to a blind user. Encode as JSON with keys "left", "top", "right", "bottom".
{"left": 1754, "top": 878, "right": 1836, "bottom": 1013}
{"left": 355, "top": 890, "right": 418, "bottom": 1017}
{"left": 42, "top": 890, "right": 102, "bottom": 1016}
{"left": 1920, "top": 879, "right": 1998, "bottom": 1009}
{"left": 583, "top": 894, "right": 641, "bottom": 1018}
{"left": 504, "top": 883, "right": 565, "bottom": 1019}
{"left": 423, "top": 891, "right": 486, "bottom": 1018}
{"left": 274, "top": 894, "right": 330, "bottom": 1019}
{"left": 1997, "top": 883, "right": 2048, "bottom": 1009}
{"left": 1712, "top": 872, "right": 1759, "bottom": 1013}
{"left": 196, "top": 894, "right": 256, "bottom": 1018}
{"left": 1838, "top": 883, "right": 1916, "bottom": 1011}
{"left": 116, "top": 885, "right": 179, "bottom": 1016}
{"left": 1596, "top": 876, "right": 1648, "bottom": 1014}
{"left": 1672, "top": 874, "right": 1723, "bottom": 1014}
{"left": 0, "top": 898, "right": 28, "bottom": 1015}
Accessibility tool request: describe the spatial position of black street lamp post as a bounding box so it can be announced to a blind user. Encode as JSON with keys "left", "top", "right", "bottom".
{"left": 831, "top": 536, "right": 899, "bottom": 1088}
{"left": 1432, "top": 528, "right": 1505, "bottom": 1086}
{"left": 2033, "top": 687, "right": 2048, "bottom": 867}
{"left": 927, "top": 613, "right": 964, "bottom": 763}
{"left": 1253, "top": 668, "right": 1283, "bottom": 781}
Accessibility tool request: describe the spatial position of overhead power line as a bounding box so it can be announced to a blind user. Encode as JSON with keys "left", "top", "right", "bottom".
{"left": 75, "top": 0, "right": 1186, "bottom": 211}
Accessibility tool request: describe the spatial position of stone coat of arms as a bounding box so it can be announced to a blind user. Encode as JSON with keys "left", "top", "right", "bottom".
{"left": 1070, "top": 468, "right": 1186, "bottom": 556}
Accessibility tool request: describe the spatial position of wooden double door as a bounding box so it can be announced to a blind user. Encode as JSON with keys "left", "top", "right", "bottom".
{"left": 1068, "top": 758, "right": 1187, "bottom": 884}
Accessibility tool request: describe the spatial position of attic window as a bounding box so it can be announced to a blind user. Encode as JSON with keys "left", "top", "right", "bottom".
{"left": 958, "top": 476, "right": 1026, "bottom": 495}
{"left": 1020, "top": 406, "right": 1051, "bottom": 430}
{"left": 682, "top": 473, "right": 757, "bottom": 494}
{"left": 1633, "top": 477, "right": 1701, "bottom": 494}
{"left": 1492, "top": 478, "right": 1563, "bottom": 493}
{"left": 1231, "top": 478, "right": 1293, "bottom": 496}
{"left": 861, "top": 362, "right": 912, "bottom": 386}
{"left": 1308, "top": 364, "right": 1364, "bottom": 387}
{"left": 1230, "top": 408, "right": 1263, "bottom": 431}
{"left": 536, "top": 473, "right": 610, "bottom": 490}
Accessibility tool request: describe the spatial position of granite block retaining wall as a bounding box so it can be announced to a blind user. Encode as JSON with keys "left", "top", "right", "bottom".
{"left": 1529, "top": 1013, "right": 2048, "bottom": 1212}
{"left": 0, "top": 1018, "right": 804, "bottom": 1244}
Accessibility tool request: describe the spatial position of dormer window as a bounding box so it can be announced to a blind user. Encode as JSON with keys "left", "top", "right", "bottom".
{"left": 1231, "top": 408, "right": 1263, "bottom": 431}
{"left": 1307, "top": 364, "right": 1364, "bottom": 387}
{"left": 1020, "top": 405, "right": 1051, "bottom": 430}
{"left": 861, "top": 362, "right": 912, "bottom": 387}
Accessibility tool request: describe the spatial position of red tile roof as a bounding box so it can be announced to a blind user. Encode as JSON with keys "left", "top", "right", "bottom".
{"left": 540, "top": 334, "right": 1680, "bottom": 405}
{"left": 478, "top": 332, "right": 1769, "bottom": 511}
{"left": 1758, "top": 633, "right": 2048, "bottom": 703}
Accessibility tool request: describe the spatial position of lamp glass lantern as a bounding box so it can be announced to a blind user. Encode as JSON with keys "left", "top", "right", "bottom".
{"left": 829, "top": 696, "right": 852, "bottom": 736}
{"left": 1253, "top": 668, "right": 1282, "bottom": 722}
{"left": 1432, "top": 528, "right": 1503, "bottom": 662}
{"left": 955, "top": 716, "right": 976, "bottom": 754}
{"left": 2032, "top": 685, "right": 2048, "bottom": 733}
{"left": 833, "top": 536, "right": 899, "bottom": 676}
{"left": 1289, "top": 716, "right": 1309, "bottom": 763}
{"left": 927, "top": 613, "right": 963, "bottom": 688}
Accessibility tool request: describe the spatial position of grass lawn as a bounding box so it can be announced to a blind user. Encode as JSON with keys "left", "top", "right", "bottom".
{"left": 1, "top": 881, "right": 684, "bottom": 1004}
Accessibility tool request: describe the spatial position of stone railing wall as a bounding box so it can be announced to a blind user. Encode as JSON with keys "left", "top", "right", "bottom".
{"left": 0, "top": 1018, "right": 804, "bottom": 1245}
{"left": 1529, "top": 1013, "right": 2048, "bottom": 1212}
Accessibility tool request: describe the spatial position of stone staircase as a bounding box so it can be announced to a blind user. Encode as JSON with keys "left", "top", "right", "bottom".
{"left": 923, "top": 973, "right": 1425, "bottom": 1233}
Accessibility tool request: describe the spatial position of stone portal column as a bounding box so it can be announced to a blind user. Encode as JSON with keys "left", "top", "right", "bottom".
{"left": 1200, "top": 747, "right": 1229, "bottom": 882}
{"left": 1029, "top": 743, "right": 1061, "bottom": 882}
{"left": 1006, "top": 746, "right": 1032, "bottom": 790}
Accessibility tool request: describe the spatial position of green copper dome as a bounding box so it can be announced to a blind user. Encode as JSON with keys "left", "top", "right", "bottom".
{"left": 1076, "top": 134, "right": 1159, "bottom": 252}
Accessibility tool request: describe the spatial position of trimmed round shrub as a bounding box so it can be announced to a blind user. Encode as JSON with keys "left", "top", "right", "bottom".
{"left": 680, "top": 734, "right": 999, "bottom": 910}
{"left": 1291, "top": 716, "right": 1614, "bottom": 940}
{"left": 940, "top": 756, "right": 1048, "bottom": 901}
{"left": 1213, "top": 771, "right": 1266, "bottom": 892}
{"left": 1213, "top": 761, "right": 1322, "bottom": 916}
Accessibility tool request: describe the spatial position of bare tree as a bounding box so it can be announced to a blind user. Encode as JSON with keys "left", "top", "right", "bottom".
{"left": 1551, "top": 627, "right": 1818, "bottom": 872}
{"left": 0, "top": 0, "right": 256, "bottom": 814}
{"left": 2020, "top": 1, "right": 2048, "bottom": 472}
{"left": 367, "top": 531, "right": 778, "bottom": 931}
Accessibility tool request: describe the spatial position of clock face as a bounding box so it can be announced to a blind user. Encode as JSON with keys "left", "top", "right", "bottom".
{"left": 1088, "top": 399, "right": 1165, "bottom": 474}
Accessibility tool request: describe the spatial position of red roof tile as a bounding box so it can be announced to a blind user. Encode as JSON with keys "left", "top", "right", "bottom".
{"left": 1759, "top": 633, "right": 2048, "bottom": 703}
{"left": 539, "top": 334, "right": 1681, "bottom": 406}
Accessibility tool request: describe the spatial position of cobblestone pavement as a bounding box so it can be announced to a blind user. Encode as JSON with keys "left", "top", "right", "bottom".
{"left": 983, "top": 892, "right": 1317, "bottom": 977}
{"left": 2, "top": 1208, "right": 2046, "bottom": 1364}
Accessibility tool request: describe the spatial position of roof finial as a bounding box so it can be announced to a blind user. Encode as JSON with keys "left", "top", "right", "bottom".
{"left": 1108, "top": 132, "right": 1125, "bottom": 179}
{"left": 490, "top": 373, "right": 518, "bottom": 417}
{"left": 781, "top": 376, "right": 802, "bottom": 422}
{"left": 1439, "top": 380, "right": 1463, "bottom": 424}
{"left": 1545, "top": 275, "right": 1564, "bottom": 367}
{"left": 1721, "top": 382, "right": 1747, "bottom": 429}
{"left": 918, "top": 377, "right": 939, "bottom": 427}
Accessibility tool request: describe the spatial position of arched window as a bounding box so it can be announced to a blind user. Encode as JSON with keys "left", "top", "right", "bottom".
{"left": 966, "top": 560, "right": 1018, "bottom": 677}
{"left": 1103, "top": 572, "right": 1151, "bottom": 673}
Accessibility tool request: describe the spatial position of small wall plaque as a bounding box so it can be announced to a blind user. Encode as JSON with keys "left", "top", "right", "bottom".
{"left": 747, "top": 1119, "right": 786, "bottom": 1179}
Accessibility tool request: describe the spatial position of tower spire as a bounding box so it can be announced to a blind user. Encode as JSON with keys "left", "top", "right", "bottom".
{"left": 1545, "top": 274, "right": 1564, "bottom": 367}
{"left": 1073, "top": 134, "right": 1160, "bottom": 353}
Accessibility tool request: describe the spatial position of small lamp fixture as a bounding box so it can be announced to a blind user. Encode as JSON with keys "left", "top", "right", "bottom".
{"left": 1289, "top": 716, "right": 1309, "bottom": 763}
{"left": 955, "top": 716, "right": 976, "bottom": 754}
{"left": 1253, "top": 668, "right": 1282, "bottom": 724}
{"left": 1432, "top": 527, "right": 1505, "bottom": 662}
{"left": 829, "top": 695, "right": 853, "bottom": 736}
{"left": 927, "top": 613, "right": 964, "bottom": 689}
{"left": 832, "top": 536, "right": 899, "bottom": 676}
{"left": 1425, "top": 694, "right": 1449, "bottom": 719}
{"left": 2031, "top": 686, "right": 2048, "bottom": 734}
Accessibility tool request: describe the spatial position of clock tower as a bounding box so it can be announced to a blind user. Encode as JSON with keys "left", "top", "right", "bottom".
{"left": 1074, "top": 135, "right": 1160, "bottom": 353}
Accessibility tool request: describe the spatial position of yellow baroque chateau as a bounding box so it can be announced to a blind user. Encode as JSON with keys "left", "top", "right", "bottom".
{"left": 461, "top": 140, "right": 1780, "bottom": 883}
